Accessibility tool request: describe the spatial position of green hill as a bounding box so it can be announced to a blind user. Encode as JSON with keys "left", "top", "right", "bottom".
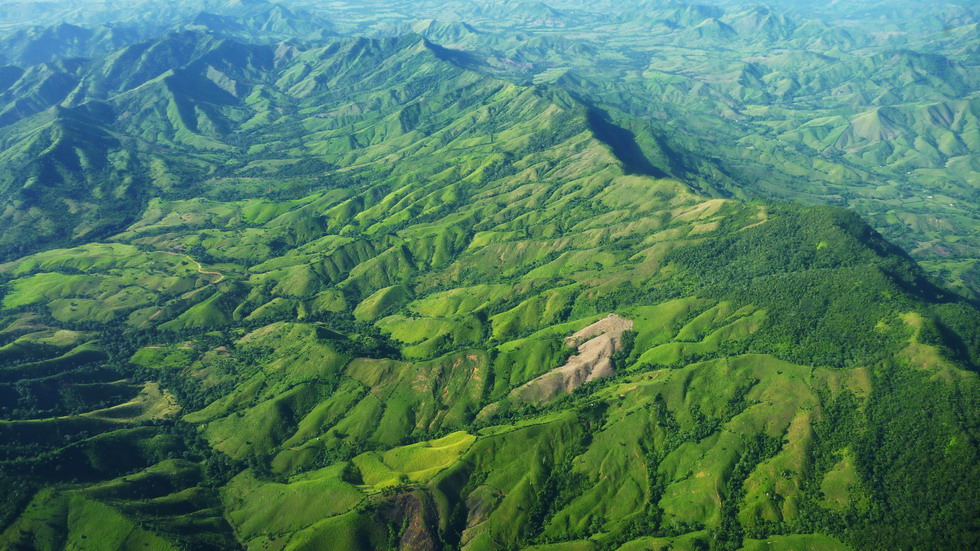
{"left": 0, "top": 3, "right": 977, "bottom": 551}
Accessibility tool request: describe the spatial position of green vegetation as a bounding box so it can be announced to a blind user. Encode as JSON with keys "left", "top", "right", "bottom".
{"left": 0, "top": 1, "right": 977, "bottom": 550}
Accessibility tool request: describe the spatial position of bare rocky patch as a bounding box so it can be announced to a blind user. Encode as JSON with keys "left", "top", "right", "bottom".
{"left": 510, "top": 314, "right": 634, "bottom": 404}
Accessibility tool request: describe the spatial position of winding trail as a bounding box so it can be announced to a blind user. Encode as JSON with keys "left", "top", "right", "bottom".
{"left": 8, "top": 249, "right": 226, "bottom": 284}
{"left": 151, "top": 251, "right": 226, "bottom": 283}
{"left": 2, "top": 248, "right": 227, "bottom": 329}
{"left": 139, "top": 251, "right": 227, "bottom": 328}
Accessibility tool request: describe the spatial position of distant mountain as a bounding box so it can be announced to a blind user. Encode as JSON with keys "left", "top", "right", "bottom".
{"left": 0, "top": 4, "right": 976, "bottom": 551}
{"left": 479, "top": 1, "right": 574, "bottom": 28}
{"left": 0, "top": 31, "right": 607, "bottom": 258}
{"left": 0, "top": 2, "right": 334, "bottom": 68}
{"left": 0, "top": 22, "right": 144, "bottom": 67}
{"left": 358, "top": 0, "right": 978, "bottom": 297}
{"left": 0, "top": 1, "right": 974, "bottom": 291}
{"left": 182, "top": 3, "right": 336, "bottom": 43}
{"left": 722, "top": 6, "right": 796, "bottom": 40}
{"left": 680, "top": 17, "right": 737, "bottom": 41}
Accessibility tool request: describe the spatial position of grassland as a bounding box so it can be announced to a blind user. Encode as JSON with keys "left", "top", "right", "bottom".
{"left": 0, "top": 4, "right": 976, "bottom": 550}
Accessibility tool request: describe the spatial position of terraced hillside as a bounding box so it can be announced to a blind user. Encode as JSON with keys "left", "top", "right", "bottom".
{"left": 0, "top": 3, "right": 976, "bottom": 551}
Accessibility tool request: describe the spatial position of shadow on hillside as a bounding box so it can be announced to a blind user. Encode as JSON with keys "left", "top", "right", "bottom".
{"left": 586, "top": 107, "right": 668, "bottom": 178}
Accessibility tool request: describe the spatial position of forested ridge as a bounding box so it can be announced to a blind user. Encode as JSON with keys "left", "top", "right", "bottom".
{"left": 0, "top": 1, "right": 977, "bottom": 550}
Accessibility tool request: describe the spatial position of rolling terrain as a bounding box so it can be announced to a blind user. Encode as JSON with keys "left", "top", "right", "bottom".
{"left": 1, "top": 0, "right": 977, "bottom": 296}
{"left": 0, "top": 2, "right": 977, "bottom": 551}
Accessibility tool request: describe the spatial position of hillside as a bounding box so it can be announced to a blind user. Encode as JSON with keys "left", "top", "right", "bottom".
{"left": 321, "top": 0, "right": 980, "bottom": 298}
{"left": 2, "top": 1, "right": 977, "bottom": 296}
{"left": 0, "top": 3, "right": 976, "bottom": 551}
{"left": 0, "top": 29, "right": 977, "bottom": 550}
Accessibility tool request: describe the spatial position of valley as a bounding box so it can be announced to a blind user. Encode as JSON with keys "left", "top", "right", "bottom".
{"left": 0, "top": 2, "right": 976, "bottom": 550}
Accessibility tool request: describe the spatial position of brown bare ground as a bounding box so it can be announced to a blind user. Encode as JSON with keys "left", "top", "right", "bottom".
{"left": 511, "top": 314, "right": 634, "bottom": 404}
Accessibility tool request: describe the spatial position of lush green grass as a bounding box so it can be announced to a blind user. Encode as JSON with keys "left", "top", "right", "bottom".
{"left": 352, "top": 431, "right": 476, "bottom": 488}
{"left": 223, "top": 464, "right": 364, "bottom": 542}
{"left": 0, "top": 9, "right": 975, "bottom": 551}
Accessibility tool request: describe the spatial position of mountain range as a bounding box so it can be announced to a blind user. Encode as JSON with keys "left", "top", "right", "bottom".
{"left": 0, "top": 2, "right": 977, "bottom": 550}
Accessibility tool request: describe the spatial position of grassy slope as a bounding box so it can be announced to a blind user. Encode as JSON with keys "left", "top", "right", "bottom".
{"left": 0, "top": 25, "right": 976, "bottom": 551}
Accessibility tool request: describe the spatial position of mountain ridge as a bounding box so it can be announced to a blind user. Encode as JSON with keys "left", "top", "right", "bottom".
{"left": 0, "top": 4, "right": 976, "bottom": 551}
